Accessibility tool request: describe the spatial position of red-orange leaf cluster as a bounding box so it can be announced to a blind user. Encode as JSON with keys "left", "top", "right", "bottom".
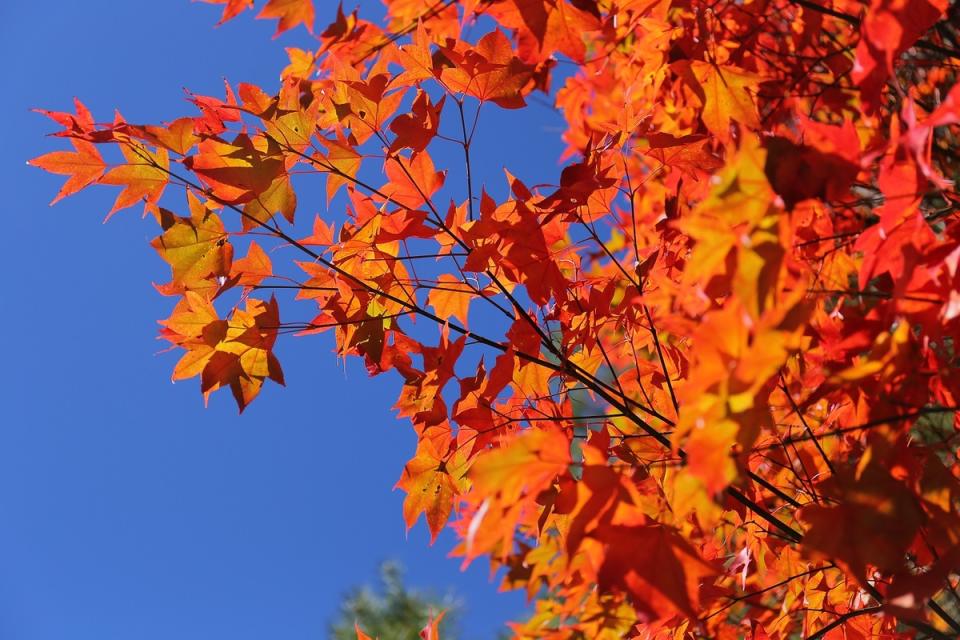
{"left": 34, "top": 0, "right": 960, "bottom": 637}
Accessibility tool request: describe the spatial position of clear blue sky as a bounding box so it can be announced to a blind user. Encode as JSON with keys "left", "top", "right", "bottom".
{"left": 1, "top": 2, "right": 567, "bottom": 638}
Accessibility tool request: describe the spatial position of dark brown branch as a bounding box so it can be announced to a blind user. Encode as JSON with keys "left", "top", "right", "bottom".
{"left": 779, "top": 373, "right": 836, "bottom": 476}
{"left": 753, "top": 406, "right": 958, "bottom": 451}
{"left": 788, "top": 0, "right": 859, "bottom": 27}
{"left": 702, "top": 565, "right": 831, "bottom": 621}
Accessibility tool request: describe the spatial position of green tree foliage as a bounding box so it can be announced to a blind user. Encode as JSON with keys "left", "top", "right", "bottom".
{"left": 330, "top": 562, "right": 458, "bottom": 640}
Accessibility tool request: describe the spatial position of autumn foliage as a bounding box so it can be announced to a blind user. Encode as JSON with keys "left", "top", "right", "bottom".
{"left": 32, "top": 0, "right": 960, "bottom": 637}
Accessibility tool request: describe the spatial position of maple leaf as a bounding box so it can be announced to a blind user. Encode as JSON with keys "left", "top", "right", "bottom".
{"left": 188, "top": 83, "right": 242, "bottom": 136}
{"left": 389, "top": 91, "right": 445, "bottom": 154}
{"left": 265, "top": 104, "right": 319, "bottom": 153}
{"left": 332, "top": 74, "right": 405, "bottom": 143}
{"left": 200, "top": 0, "right": 254, "bottom": 25}
{"left": 34, "top": 97, "right": 97, "bottom": 138}
{"left": 832, "top": 322, "right": 911, "bottom": 383}
{"left": 151, "top": 193, "right": 233, "bottom": 297}
{"left": 396, "top": 436, "right": 470, "bottom": 541}
{"left": 644, "top": 133, "right": 723, "bottom": 176}
{"left": 139, "top": 118, "right": 199, "bottom": 156}
{"left": 687, "top": 61, "right": 761, "bottom": 143}
{"left": 680, "top": 414, "right": 739, "bottom": 496}
{"left": 347, "top": 307, "right": 390, "bottom": 364}
{"left": 208, "top": 297, "right": 285, "bottom": 410}
{"left": 763, "top": 133, "right": 860, "bottom": 210}
{"left": 801, "top": 461, "right": 925, "bottom": 580}
{"left": 383, "top": 0, "right": 459, "bottom": 38}
{"left": 380, "top": 152, "right": 446, "bottom": 209}
{"left": 388, "top": 21, "right": 438, "bottom": 88}
{"left": 28, "top": 138, "right": 106, "bottom": 205}
{"left": 230, "top": 240, "right": 273, "bottom": 289}
{"left": 100, "top": 141, "right": 169, "bottom": 217}
{"left": 854, "top": 0, "right": 949, "bottom": 112}
{"left": 183, "top": 135, "right": 283, "bottom": 204}
{"left": 468, "top": 427, "right": 570, "bottom": 509}
{"left": 486, "top": 0, "right": 602, "bottom": 63}
{"left": 419, "top": 610, "right": 445, "bottom": 640}
{"left": 257, "top": 0, "right": 315, "bottom": 37}
{"left": 439, "top": 30, "right": 537, "bottom": 109}
{"left": 595, "top": 524, "right": 719, "bottom": 620}
{"left": 315, "top": 135, "right": 362, "bottom": 203}
{"left": 243, "top": 174, "right": 297, "bottom": 229}
{"left": 282, "top": 47, "right": 316, "bottom": 80}
{"left": 354, "top": 623, "right": 373, "bottom": 640}
{"left": 161, "top": 293, "right": 284, "bottom": 411}
{"left": 298, "top": 214, "right": 335, "bottom": 246}
{"left": 427, "top": 274, "right": 473, "bottom": 326}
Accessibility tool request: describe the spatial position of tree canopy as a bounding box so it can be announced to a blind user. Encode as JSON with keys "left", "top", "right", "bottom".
{"left": 332, "top": 562, "right": 457, "bottom": 640}
{"left": 32, "top": 0, "right": 960, "bottom": 637}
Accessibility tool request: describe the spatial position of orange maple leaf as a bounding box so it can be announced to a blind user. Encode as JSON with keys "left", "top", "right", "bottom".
{"left": 29, "top": 138, "right": 106, "bottom": 205}
{"left": 257, "top": 0, "right": 315, "bottom": 37}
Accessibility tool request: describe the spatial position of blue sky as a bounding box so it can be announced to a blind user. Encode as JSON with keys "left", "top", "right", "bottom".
{"left": 1, "top": 2, "right": 568, "bottom": 638}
